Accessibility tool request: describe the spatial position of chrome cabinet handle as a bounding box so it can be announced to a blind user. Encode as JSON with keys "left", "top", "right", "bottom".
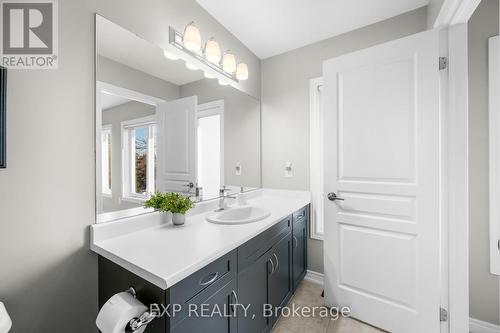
{"left": 273, "top": 253, "right": 279, "bottom": 272}
{"left": 268, "top": 258, "right": 275, "bottom": 274}
{"left": 293, "top": 236, "right": 298, "bottom": 249}
{"left": 327, "top": 192, "right": 344, "bottom": 201}
{"left": 199, "top": 272, "right": 219, "bottom": 286}
{"left": 231, "top": 290, "right": 239, "bottom": 314}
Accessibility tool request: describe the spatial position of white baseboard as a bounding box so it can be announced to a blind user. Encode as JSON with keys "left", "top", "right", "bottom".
{"left": 469, "top": 318, "right": 500, "bottom": 333}
{"left": 304, "top": 270, "right": 324, "bottom": 286}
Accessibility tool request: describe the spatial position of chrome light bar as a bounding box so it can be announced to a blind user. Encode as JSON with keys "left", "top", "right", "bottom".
{"left": 168, "top": 27, "right": 239, "bottom": 83}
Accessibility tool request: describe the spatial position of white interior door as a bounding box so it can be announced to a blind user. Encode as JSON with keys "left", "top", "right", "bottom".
{"left": 156, "top": 96, "right": 197, "bottom": 193}
{"left": 323, "top": 29, "right": 441, "bottom": 333}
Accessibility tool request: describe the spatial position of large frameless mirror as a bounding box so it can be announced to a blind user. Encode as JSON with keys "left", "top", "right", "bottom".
{"left": 95, "top": 15, "right": 261, "bottom": 222}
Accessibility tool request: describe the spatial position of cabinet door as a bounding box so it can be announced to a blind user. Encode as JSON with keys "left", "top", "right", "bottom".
{"left": 171, "top": 278, "right": 237, "bottom": 333}
{"left": 237, "top": 250, "right": 273, "bottom": 333}
{"left": 268, "top": 232, "right": 293, "bottom": 324}
{"left": 293, "top": 218, "right": 307, "bottom": 290}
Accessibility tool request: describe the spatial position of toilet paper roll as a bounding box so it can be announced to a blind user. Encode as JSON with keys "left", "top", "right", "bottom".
{"left": 96, "top": 291, "right": 148, "bottom": 333}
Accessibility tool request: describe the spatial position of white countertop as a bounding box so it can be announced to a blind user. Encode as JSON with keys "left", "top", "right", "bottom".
{"left": 90, "top": 189, "right": 311, "bottom": 289}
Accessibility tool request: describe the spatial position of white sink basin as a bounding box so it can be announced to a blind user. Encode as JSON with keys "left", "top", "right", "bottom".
{"left": 206, "top": 206, "right": 271, "bottom": 224}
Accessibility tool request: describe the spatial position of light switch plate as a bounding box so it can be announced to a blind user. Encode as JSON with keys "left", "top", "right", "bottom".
{"left": 285, "top": 161, "right": 293, "bottom": 177}
{"left": 235, "top": 162, "right": 242, "bottom": 176}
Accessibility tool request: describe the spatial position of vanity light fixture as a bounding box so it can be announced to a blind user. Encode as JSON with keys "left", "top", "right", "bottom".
{"left": 169, "top": 25, "right": 245, "bottom": 83}
{"left": 182, "top": 21, "right": 201, "bottom": 52}
{"left": 236, "top": 63, "right": 249, "bottom": 80}
{"left": 163, "top": 50, "right": 179, "bottom": 61}
{"left": 222, "top": 51, "right": 236, "bottom": 73}
{"left": 204, "top": 38, "right": 221, "bottom": 64}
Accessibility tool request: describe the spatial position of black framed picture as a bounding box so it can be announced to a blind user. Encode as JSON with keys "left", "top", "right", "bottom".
{"left": 0, "top": 66, "right": 5, "bottom": 168}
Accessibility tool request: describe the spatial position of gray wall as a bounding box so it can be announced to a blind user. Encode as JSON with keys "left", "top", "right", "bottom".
{"left": 97, "top": 55, "right": 181, "bottom": 101}
{"left": 261, "top": 7, "right": 428, "bottom": 274}
{"left": 180, "top": 79, "right": 261, "bottom": 189}
{"left": 0, "top": 0, "right": 260, "bottom": 332}
{"left": 468, "top": 0, "right": 500, "bottom": 325}
{"left": 102, "top": 101, "right": 156, "bottom": 212}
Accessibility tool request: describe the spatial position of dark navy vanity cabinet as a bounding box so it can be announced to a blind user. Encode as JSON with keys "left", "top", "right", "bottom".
{"left": 98, "top": 205, "right": 309, "bottom": 333}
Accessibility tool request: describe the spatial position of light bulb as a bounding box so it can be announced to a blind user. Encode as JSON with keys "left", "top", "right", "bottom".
{"left": 204, "top": 37, "right": 221, "bottom": 64}
{"left": 204, "top": 72, "right": 215, "bottom": 79}
{"left": 218, "top": 79, "right": 229, "bottom": 86}
{"left": 236, "top": 63, "right": 249, "bottom": 80}
{"left": 183, "top": 21, "right": 201, "bottom": 52}
{"left": 163, "top": 50, "right": 179, "bottom": 60}
{"left": 222, "top": 51, "right": 236, "bottom": 73}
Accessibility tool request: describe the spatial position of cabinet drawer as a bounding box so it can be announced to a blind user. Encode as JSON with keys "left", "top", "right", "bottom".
{"left": 293, "top": 206, "right": 307, "bottom": 224}
{"left": 170, "top": 273, "right": 237, "bottom": 330}
{"left": 238, "top": 215, "right": 292, "bottom": 271}
{"left": 170, "top": 250, "right": 237, "bottom": 306}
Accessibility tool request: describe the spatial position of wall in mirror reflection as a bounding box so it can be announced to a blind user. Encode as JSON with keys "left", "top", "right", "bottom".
{"left": 95, "top": 16, "right": 261, "bottom": 219}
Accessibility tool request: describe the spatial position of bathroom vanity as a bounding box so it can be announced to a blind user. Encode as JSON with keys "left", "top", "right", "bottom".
{"left": 91, "top": 190, "right": 310, "bottom": 333}
{"left": 91, "top": 16, "right": 310, "bottom": 333}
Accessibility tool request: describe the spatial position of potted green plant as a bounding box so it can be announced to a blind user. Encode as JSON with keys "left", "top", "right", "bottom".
{"left": 144, "top": 192, "right": 172, "bottom": 223}
{"left": 164, "top": 192, "right": 194, "bottom": 225}
{"left": 144, "top": 192, "right": 195, "bottom": 225}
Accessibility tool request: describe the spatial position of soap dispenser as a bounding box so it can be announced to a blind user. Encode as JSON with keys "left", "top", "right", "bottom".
{"left": 237, "top": 186, "right": 247, "bottom": 206}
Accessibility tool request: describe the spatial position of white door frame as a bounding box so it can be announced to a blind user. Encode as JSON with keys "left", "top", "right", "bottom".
{"left": 431, "top": 1, "right": 482, "bottom": 332}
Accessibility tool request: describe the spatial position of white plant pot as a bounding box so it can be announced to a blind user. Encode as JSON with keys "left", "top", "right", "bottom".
{"left": 172, "top": 213, "right": 186, "bottom": 225}
{"left": 161, "top": 211, "right": 172, "bottom": 224}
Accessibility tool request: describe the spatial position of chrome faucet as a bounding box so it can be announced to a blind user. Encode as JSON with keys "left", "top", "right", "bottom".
{"left": 186, "top": 182, "right": 203, "bottom": 202}
{"left": 216, "top": 186, "right": 237, "bottom": 211}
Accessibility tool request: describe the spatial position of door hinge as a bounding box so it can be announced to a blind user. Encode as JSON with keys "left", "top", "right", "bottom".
{"left": 439, "top": 57, "right": 448, "bottom": 70}
{"left": 440, "top": 307, "right": 448, "bottom": 322}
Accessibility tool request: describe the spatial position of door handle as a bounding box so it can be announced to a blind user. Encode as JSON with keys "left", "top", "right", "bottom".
{"left": 293, "top": 236, "right": 298, "bottom": 249}
{"left": 327, "top": 192, "right": 344, "bottom": 201}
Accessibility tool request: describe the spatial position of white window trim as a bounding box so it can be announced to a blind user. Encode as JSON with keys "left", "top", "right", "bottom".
{"left": 121, "top": 115, "right": 156, "bottom": 202}
{"left": 101, "top": 124, "right": 112, "bottom": 197}
{"left": 310, "top": 77, "right": 324, "bottom": 240}
{"left": 197, "top": 100, "right": 225, "bottom": 187}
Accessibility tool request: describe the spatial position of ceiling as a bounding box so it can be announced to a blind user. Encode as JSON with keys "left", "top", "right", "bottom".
{"left": 101, "top": 92, "right": 130, "bottom": 110}
{"left": 196, "top": 0, "right": 429, "bottom": 59}
{"left": 97, "top": 16, "right": 205, "bottom": 86}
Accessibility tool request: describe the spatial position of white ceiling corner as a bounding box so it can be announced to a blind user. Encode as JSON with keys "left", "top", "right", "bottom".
{"left": 101, "top": 92, "right": 130, "bottom": 110}
{"left": 196, "top": 0, "right": 429, "bottom": 59}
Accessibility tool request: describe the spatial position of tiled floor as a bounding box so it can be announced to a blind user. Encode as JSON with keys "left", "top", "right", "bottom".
{"left": 272, "top": 280, "right": 385, "bottom": 333}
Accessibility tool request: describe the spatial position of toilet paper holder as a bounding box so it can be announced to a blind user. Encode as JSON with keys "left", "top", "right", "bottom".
{"left": 124, "top": 288, "right": 156, "bottom": 332}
